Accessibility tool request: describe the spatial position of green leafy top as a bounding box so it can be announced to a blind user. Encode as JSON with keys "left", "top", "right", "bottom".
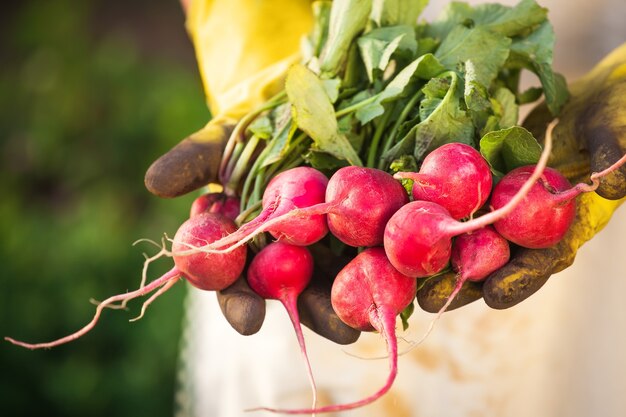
{"left": 286, "top": 64, "right": 363, "bottom": 166}
{"left": 223, "top": 0, "right": 567, "bottom": 212}
{"left": 479, "top": 126, "right": 542, "bottom": 177}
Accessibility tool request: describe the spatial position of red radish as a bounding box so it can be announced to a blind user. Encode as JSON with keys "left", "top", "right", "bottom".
{"left": 190, "top": 192, "right": 240, "bottom": 220}
{"left": 489, "top": 120, "right": 626, "bottom": 249}
{"left": 394, "top": 143, "right": 492, "bottom": 219}
{"left": 196, "top": 166, "right": 330, "bottom": 252}
{"left": 190, "top": 192, "right": 222, "bottom": 217}
{"left": 403, "top": 147, "right": 626, "bottom": 349}
{"left": 384, "top": 201, "right": 455, "bottom": 277}
{"left": 490, "top": 166, "right": 575, "bottom": 248}
{"left": 383, "top": 193, "right": 536, "bottom": 278}
{"left": 324, "top": 166, "right": 409, "bottom": 247}
{"left": 260, "top": 167, "right": 329, "bottom": 245}
{"left": 5, "top": 212, "right": 246, "bottom": 350}
{"left": 491, "top": 137, "right": 626, "bottom": 249}
{"left": 451, "top": 226, "right": 511, "bottom": 282}
{"left": 201, "top": 166, "right": 408, "bottom": 254}
{"left": 250, "top": 247, "right": 416, "bottom": 414}
{"left": 385, "top": 121, "right": 626, "bottom": 278}
{"left": 171, "top": 213, "right": 247, "bottom": 291}
{"left": 405, "top": 226, "right": 510, "bottom": 351}
{"left": 384, "top": 124, "right": 556, "bottom": 278}
{"left": 246, "top": 242, "right": 317, "bottom": 411}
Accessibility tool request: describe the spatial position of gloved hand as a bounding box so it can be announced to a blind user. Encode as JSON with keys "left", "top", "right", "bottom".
{"left": 418, "top": 43, "right": 626, "bottom": 311}
{"left": 147, "top": 0, "right": 625, "bottom": 331}
{"left": 482, "top": 43, "right": 626, "bottom": 308}
{"left": 144, "top": 0, "right": 359, "bottom": 345}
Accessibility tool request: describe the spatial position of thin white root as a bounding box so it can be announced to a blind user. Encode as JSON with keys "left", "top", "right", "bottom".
{"left": 399, "top": 275, "right": 465, "bottom": 357}
{"left": 89, "top": 298, "right": 128, "bottom": 310}
{"left": 132, "top": 237, "right": 165, "bottom": 249}
{"left": 341, "top": 348, "right": 387, "bottom": 361}
{"left": 139, "top": 237, "right": 171, "bottom": 288}
{"left": 91, "top": 236, "right": 168, "bottom": 309}
{"left": 340, "top": 333, "right": 414, "bottom": 361}
{"left": 4, "top": 270, "right": 180, "bottom": 350}
{"left": 116, "top": 236, "right": 172, "bottom": 310}
{"left": 129, "top": 277, "right": 179, "bottom": 322}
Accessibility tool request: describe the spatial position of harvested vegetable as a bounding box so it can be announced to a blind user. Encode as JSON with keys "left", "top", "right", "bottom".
{"left": 13, "top": 1, "right": 620, "bottom": 416}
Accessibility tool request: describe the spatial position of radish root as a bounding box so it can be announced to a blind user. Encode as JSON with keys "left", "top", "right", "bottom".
{"left": 129, "top": 276, "right": 179, "bottom": 322}
{"left": 5, "top": 268, "right": 180, "bottom": 350}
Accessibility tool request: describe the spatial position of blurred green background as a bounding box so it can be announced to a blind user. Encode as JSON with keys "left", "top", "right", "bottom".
{"left": 0, "top": 0, "right": 210, "bottom": 415}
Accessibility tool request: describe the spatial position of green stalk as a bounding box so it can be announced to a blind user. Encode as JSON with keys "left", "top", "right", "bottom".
{"left": 287, "top": 131, "right": 309, "bottom": 152}
{"left": 365, "top": 103, "right": 394, "bottom": 168}
{"left": 377, "top": 91, "right": 423, "bottom": 170}
{"left": 226, "top": 134, "right": 261, "bottom": 194}
{"left": 219, "top": 91, "right": 287, "bottom": 184}
{"left": 310, "top": 1, "right": 332, "bottom": 58}
{"left": 235, "top": 200, "right": 262, "bottom": 227}
{"left": 262, "top": 132, "right": 309, "bottom": 182}
{"left": 335, "top": 94, "right": 379, "bottom": 118}
{"left": 240, "top": 153, "right": 266, "bottom": 212}
{"left": 224, "top": 141, "right": 245, "bottom": 182}
{"left": 281, "top": 153, "right": 305, "bottom": 172}
{"left": 251, "top": 170, "right": 266, "bottom": 207}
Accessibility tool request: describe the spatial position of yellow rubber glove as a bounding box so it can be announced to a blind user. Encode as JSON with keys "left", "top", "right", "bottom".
{"left": 186, "top": 0, "right": 313, "bottom": 119}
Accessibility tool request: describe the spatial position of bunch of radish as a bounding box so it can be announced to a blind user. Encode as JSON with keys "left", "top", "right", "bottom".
{"left": 7, "top": 115, "right": 624, "bottom": 415}
{"left": 6, "top": 0, "right": 626, "bottom": 414}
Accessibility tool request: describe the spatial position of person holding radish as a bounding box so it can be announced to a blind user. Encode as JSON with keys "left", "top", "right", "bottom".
{"left": 6, "top": 0, "right": 624, "bottom": 416}
{"left": 142, "top": 0, "right": 626, "bottom": 416}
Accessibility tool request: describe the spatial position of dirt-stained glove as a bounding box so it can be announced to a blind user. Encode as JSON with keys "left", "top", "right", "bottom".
{"left": 419, "top": 43, "right": 626, "bottom": 311}
{"left": 482, "top": 43, "right": 626, "bottom": 309}
{"left": 146, "top": 0, "right": 311, "bottom": 197}
{"left": 417, "top": 271, "right": 483, "bottom": 313}
{"left": 145, "top": 116, "right": 235, "bottom": 198}
{"left": 144, "top": 0, "right": 359, "bottom": 345}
